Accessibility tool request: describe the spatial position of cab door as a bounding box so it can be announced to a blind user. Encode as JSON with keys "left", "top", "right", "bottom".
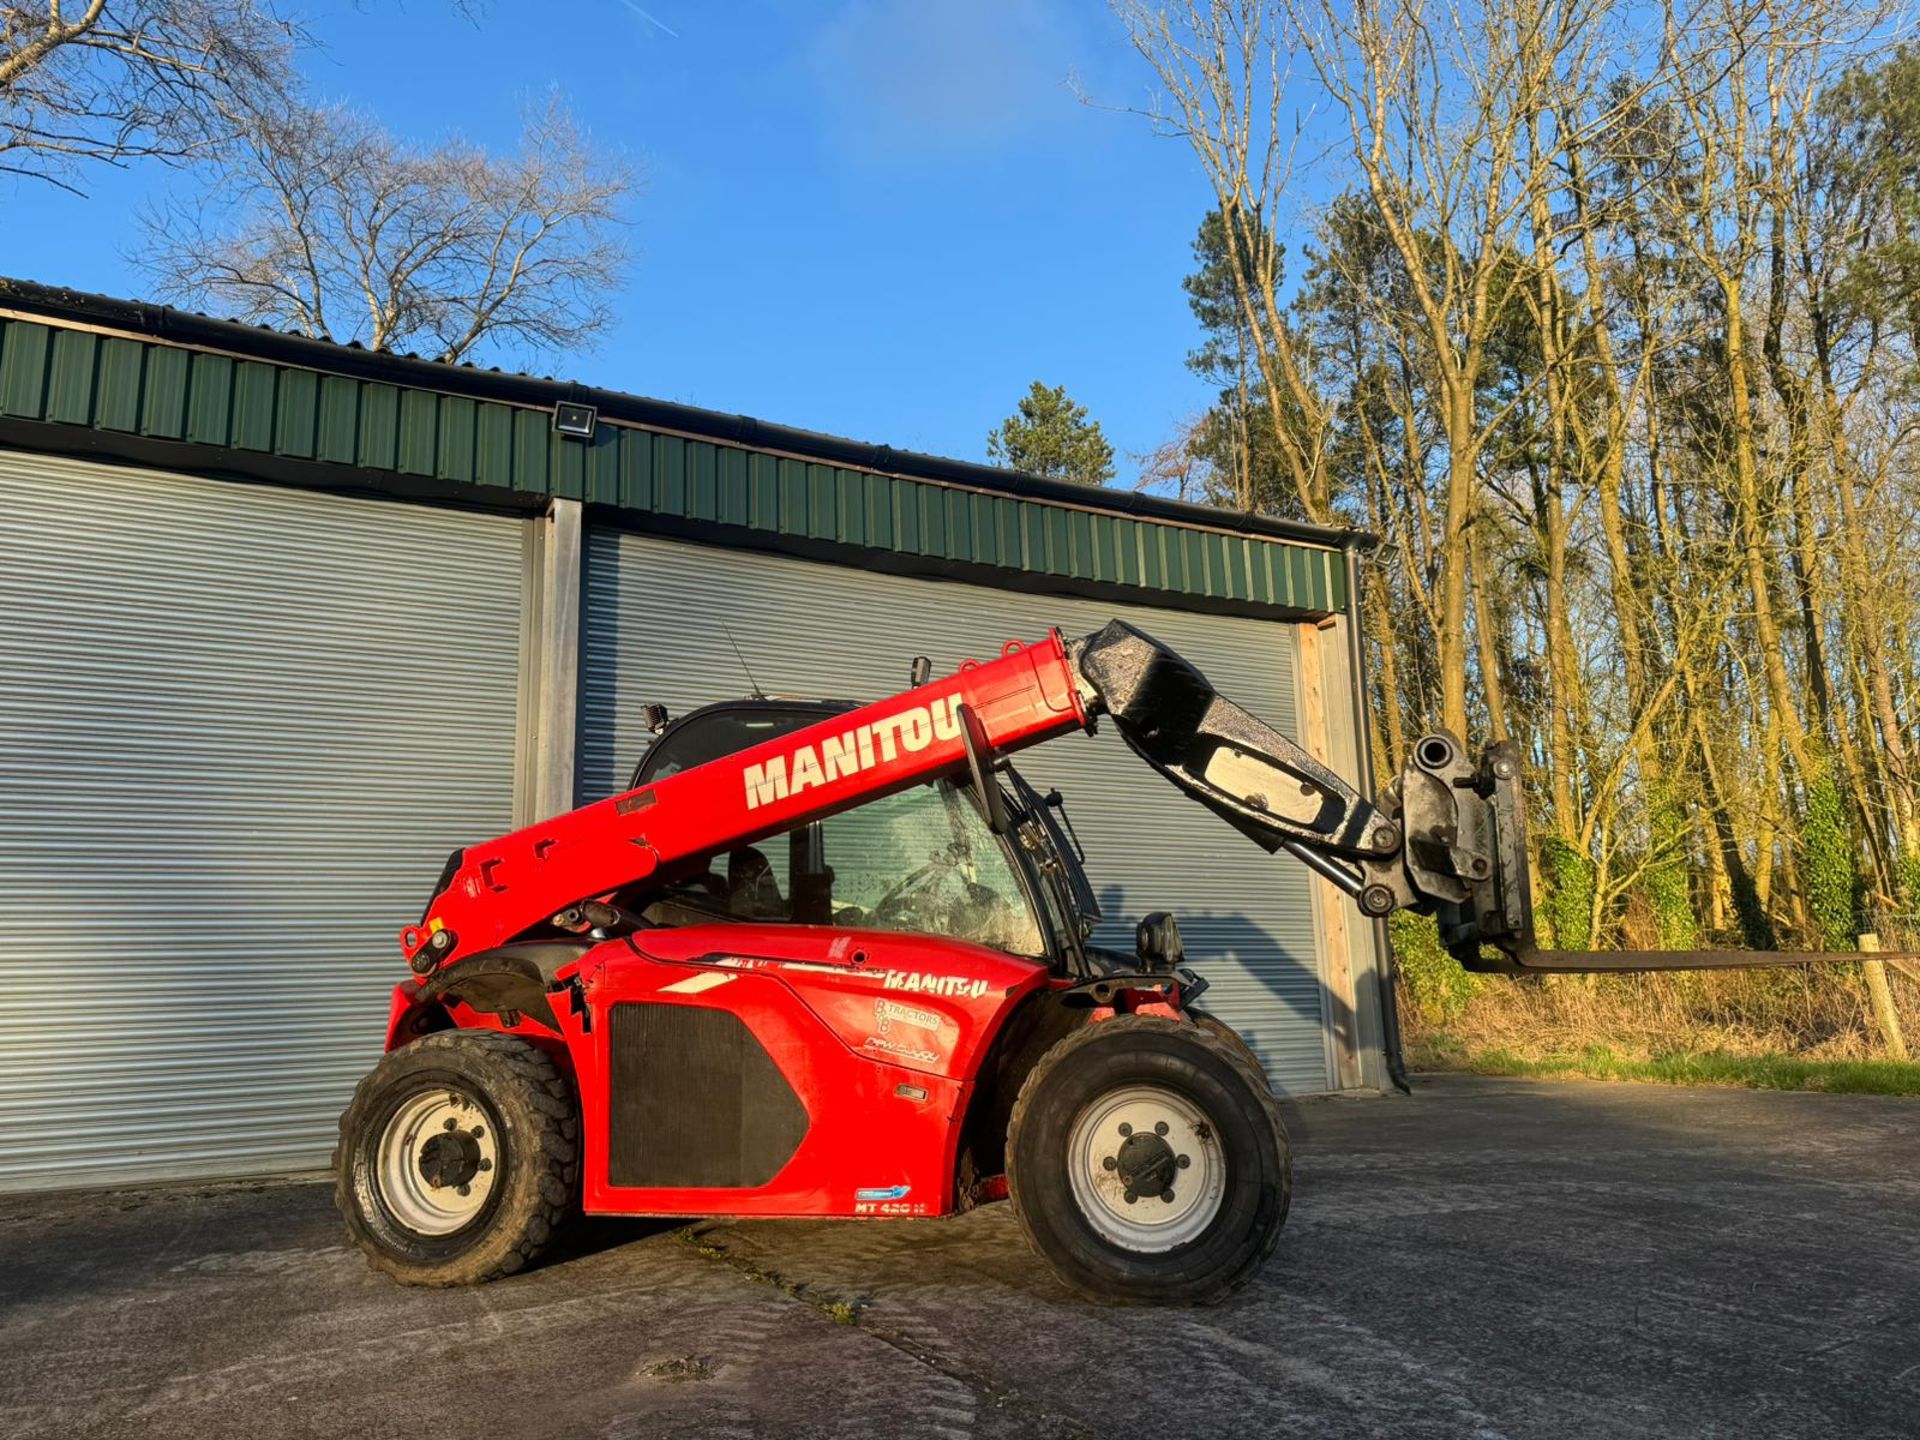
{"left": 565, "top": 781, "right": 1056, "bottom": 1219}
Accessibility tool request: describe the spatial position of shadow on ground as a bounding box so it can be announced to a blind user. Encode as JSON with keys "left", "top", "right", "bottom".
{"left": 2, "top": 1075, "right": 1915, "bottom": 1439}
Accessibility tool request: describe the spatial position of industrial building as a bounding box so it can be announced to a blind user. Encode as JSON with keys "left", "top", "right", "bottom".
{"left": 0, "top": 280, "right": 1391, "bottom": 1191}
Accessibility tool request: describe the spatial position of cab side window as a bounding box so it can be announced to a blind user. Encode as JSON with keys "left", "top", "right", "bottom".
{"left": 816, "top": 783, "right": 1045, "bottom": 957}
{"left": 647, "top": 782, "right": 1045, "bottom": 958}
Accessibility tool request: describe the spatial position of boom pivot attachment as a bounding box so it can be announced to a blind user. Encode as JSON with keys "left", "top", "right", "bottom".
{"left": 1068, "top": 621, "right": 1899, "bottom": 975}
{"left": 1065, "top": 621, "right": 1530, "bottom": 962}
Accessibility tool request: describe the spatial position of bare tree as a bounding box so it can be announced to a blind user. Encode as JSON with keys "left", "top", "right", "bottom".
{"left": 1, "top": 0, "right": 294, "bottom": 192}
{"left": 136, "top": 91, "right": 636, "bottom": 365}
{"left": 1133, "top": 413, "right": 1214, "bottom": 501}
{"left": 1286, "top": 0, "right": 1614, "bottom": 737}
{"left": 1105, "top": 1, "right": 1337, "bottom": 523}
{"left": 1101, "top": 3, "right": 1920, "bottom": 1049}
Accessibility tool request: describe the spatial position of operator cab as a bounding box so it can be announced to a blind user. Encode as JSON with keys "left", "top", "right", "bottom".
{"left": 622, "top": 699, "right": 1102, "bottom": 975}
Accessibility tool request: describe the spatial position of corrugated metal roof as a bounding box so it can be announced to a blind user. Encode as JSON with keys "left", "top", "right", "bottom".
{"left": 0, "top": 278, "right": 1366, "bottom": 618}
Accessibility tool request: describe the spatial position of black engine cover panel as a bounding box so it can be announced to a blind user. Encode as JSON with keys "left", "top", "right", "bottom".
{"left": 607, "top": 1002, "right": 809, "bottom": 1188}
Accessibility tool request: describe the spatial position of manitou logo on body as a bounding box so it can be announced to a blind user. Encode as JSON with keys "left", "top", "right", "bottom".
{"left": 742, "top": 692, "right": 966, "bottom": 810}
{"left": 881, "top": 971, "right": 991, "bottom": 1000}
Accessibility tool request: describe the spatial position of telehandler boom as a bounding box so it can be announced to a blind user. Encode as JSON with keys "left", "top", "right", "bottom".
{"left": 399, "top": 621, "right": 1529, "bottom": 979}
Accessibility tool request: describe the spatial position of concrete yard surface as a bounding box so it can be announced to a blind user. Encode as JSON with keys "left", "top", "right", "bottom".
{"left": 1, "top": 1075, "right": 1914, "bottom": 1439}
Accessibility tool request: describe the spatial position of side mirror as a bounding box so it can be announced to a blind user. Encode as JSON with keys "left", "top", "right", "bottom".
{"left": 1136, "top": 911, "right": 1185, "bottom": 972}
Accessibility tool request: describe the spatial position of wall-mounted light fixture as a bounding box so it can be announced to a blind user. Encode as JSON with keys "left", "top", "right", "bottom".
{"left": 553, "top": 401, "right": 598, "bottom": 439}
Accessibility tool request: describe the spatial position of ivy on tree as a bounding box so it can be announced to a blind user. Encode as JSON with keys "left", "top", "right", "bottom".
{"left": 987, "top": 382, "right": 1116, "bottom": 487}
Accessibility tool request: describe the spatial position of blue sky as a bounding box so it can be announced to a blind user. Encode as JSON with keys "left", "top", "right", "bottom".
{"left": 2, "top": 0, "right": 1225, "bottom": 484}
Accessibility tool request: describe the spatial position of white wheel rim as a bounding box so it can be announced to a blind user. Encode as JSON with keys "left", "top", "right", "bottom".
{"left": 1065, "top": 1083, "right": 1227, "bottom": 1252}
{"left": 375, "top": 1089, "right": 499, "bottom": 1237}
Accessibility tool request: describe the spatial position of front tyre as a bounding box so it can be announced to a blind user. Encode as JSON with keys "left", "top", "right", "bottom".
{"left": 1188, "top": 1007, "right": 1273, "bottom": 1087}
{"left": 335, "top": 1030, "right": 579, "bottom": 1286}
{"left": 1007, "top": 1015, "right": 1291, "bottom": 1304}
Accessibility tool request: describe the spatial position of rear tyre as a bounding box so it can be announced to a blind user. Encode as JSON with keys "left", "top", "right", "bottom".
{"left": 335, "top": 1030, "right": 579, "bottom": 1286}
{"left": 1007, "top": 1015, "right": 1291, "bottom": 1304}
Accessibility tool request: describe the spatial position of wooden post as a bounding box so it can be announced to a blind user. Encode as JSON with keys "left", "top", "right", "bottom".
{"left": 1298, "top": 618, "right": 1364, "bottom": 1090}
{"left": 1857, "top": 934, "right": 1910, "bottom": 1062}
{"left": 515, "top": 497, "right": 582, "bottom": 827}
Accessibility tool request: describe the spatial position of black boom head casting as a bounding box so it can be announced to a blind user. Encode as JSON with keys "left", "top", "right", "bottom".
{"left": 1067, "top": 620, "right": 1536, "bottom": 971}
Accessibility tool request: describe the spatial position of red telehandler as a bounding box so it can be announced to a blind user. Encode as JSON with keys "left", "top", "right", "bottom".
{"left": 336, "top": 621, "right": 1808, "bottom": 1302}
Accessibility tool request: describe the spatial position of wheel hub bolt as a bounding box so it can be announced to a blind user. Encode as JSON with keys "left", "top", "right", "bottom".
{"left": 417, "top": 1128, "right": 482, "bottom": 1190}
{"left": 1154, "top": 1122, "right": 1169, "bottom": 1136}
{"left": 1118, "top": 1123, "right": 1133, "bottom": 1137}
{"left": 1177, "top": 1155, "right": 1190, "bottom": 1169}
{"left": 1160, "top": 1189, "right": 1175, "bottom": 1203}
{"left": 1123, "top": 1190, "right": 1138, "bottom": 1204}
{"left": 477, "top": 1158, "right": 493, "bottom": 1172}
{"left": 1102, "top": 1156, "right": 1117, "bottom": 1171}
{"left": 1113, "top": 1132, "right": 1179, "bottom": 1199}
{"left": 456, "top": 1183, "right": 471, "bottom": 1197}
{"left": 443, "top": 1118, "right": 458, "bottom": 1131}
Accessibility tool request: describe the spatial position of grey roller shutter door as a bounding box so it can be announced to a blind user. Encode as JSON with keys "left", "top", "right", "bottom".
{"left": 579, "top": 530, "right": 1331, "bottom": 1094}
{"left": 0, "top": 451, "right": 524, "bottom": 1191}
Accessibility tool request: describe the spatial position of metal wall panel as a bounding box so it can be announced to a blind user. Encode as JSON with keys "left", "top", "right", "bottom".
{"left": 579, "top": 531, "right": 1333, "bottom": 1093}
{"left": 0, "top": 450, "right": 524, "bottom": 1191}
{"left": 0, "top": 314, "right": 1345, "bottom": 615}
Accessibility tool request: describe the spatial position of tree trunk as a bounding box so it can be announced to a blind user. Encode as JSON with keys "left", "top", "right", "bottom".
{"left": 1437, "top": 392, "right": 1476, "bottom": 738}
{"left": 1468, "top": 522, "right": 1509, "bottom": 742}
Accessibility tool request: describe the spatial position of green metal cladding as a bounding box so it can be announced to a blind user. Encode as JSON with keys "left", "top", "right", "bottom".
{"left": 0, "top": 315, "right": 1344, "bottom": 615}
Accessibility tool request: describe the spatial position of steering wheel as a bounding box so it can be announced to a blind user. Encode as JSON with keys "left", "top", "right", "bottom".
{"left": 869, "top": 849, "right": 1036, "bottom": 952}
{"left": 870, "top": 852, "right": 961, "bottom": 923}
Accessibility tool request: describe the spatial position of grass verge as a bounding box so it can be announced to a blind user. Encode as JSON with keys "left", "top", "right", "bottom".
{"left": 1412, "top": 1036, "right": 1920, "bottom": 1095}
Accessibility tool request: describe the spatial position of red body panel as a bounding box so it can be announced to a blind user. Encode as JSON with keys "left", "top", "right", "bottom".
{"left": 405, "top": 633, "right": 1088, "bottom": 967}
{"left": 382, "top": 633, "right": 1100, "bottom": 1224}
{"left": 546, "top": 924, "right": 1052, "bottom": 1218}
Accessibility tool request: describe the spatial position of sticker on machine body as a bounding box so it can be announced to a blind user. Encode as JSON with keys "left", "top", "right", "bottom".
{"left": 658, "top": 971, "right": 735, "bottom": 996}
{"left": 698, "top": 954, "right": 993, "bottom": 1000}
{"left": 879, "top": 971, "right": 990, "bottom": 999}
{"left": 714, "top": 956, "right": 852, "bottom": 976}
{"left": 741, "top": 693, "right": 966, "bottom": 812}
{"left": 853, "top": 1184, "right": 924, "bottom": 1215}
{"left": 874, "top": 999, "right": 943, "bottom": 1035}
{"left": 862, "top": 1035, "right": 939, "bottom": 1063}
